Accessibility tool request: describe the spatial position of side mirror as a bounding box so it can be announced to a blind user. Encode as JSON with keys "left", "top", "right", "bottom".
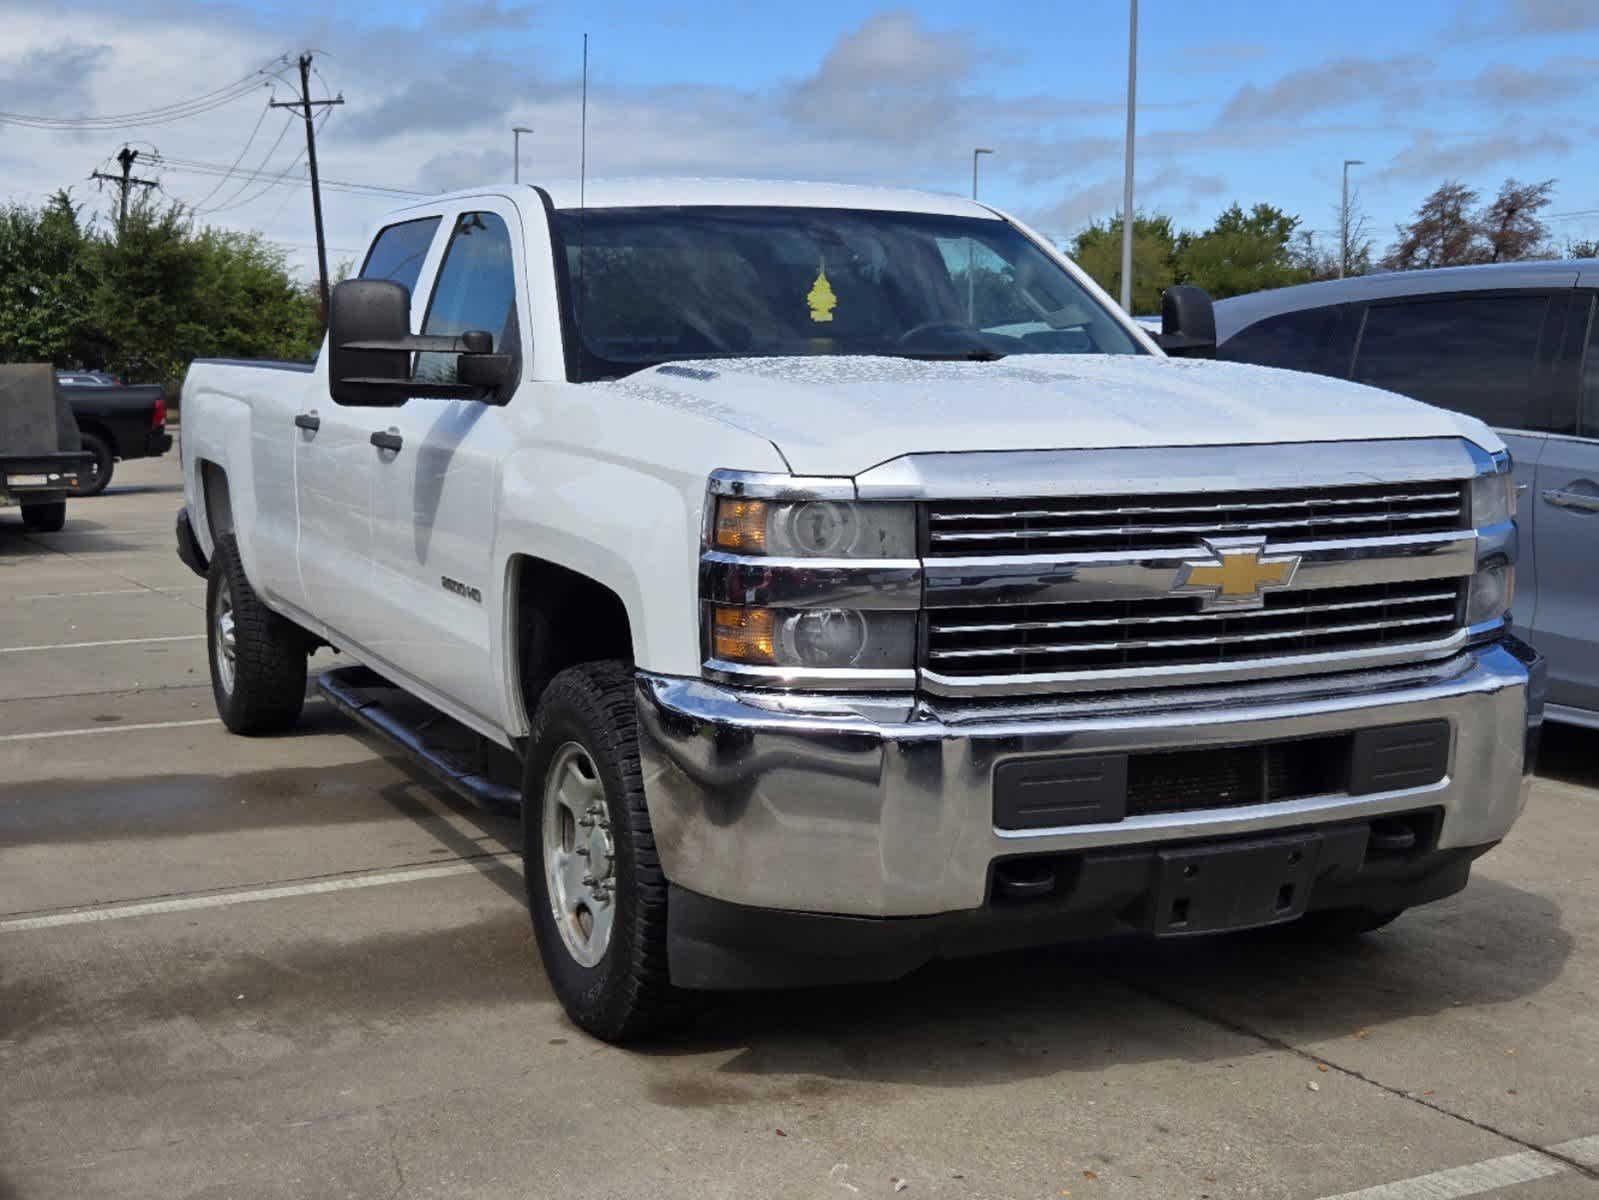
{"left": 327, "top": 279, "right": 512, "bottom": 406}
{"left": 1154, "top": 285, "right": 1217, "bottom": 359}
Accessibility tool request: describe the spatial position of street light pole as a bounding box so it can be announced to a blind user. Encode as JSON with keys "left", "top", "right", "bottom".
{"left": 1119, "top": 0, "right": 1138, "bottom": 313}
{"left": 969, "top": 148, "right": 994, "bottom": 322}
{"left": 513, "top": 126, "right": 533, "bottom": 184}
{"left": 1340, "top": 159, "right": 1364, "bottom": 279}
{"left": 971, "top": 146, "right": 993, "bottom": 200}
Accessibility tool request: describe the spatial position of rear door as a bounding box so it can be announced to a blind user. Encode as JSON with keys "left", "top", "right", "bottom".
{"left": 295, "top": 214, "right": 442, "bottom": 645}
{"left": 1349, "top": 290, "right": 1567, "bottom": 643}
{"left": 1531, "top": 292, "right": 1599, "bottom": 715}
{"left": 365, "top": 201, "right": 524, "bottom": 726}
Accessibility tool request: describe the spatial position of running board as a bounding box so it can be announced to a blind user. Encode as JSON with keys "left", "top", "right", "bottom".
{"left": 318, "top": 665, "right": 522, "bottom": 815}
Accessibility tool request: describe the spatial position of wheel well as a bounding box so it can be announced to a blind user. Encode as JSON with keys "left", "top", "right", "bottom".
{"left": 512, "top": 556, "right": 634, "bottom": 723}
{"left": 75, "top": 418, "right": 115, "bottom": 456}
{"left": 199, "top": 459, "right": 234, "bottom": 543}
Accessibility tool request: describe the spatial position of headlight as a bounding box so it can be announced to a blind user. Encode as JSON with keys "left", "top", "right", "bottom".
{"left": 1470, "top": 465, "right": 1515, "bottom": 527}
{"left": 712, "top": 497, "right": 916, "bottom": 558}
{"left": 1466, "top": 559, "right": 1514, "bottom": 626}
{"left": 710, "top": 605, "right": 916, "bottom": 671}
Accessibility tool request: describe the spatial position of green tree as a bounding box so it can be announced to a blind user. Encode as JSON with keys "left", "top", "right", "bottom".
{"left": 1174, "top": 203, "right": 1311, "bottom": 298}
{"left": 1567, "top": 238, "right": 1599, "bottom": 259}
{"left": 0, "top": 190, "right": 95, "bottom": 365}
{"left": 1069, "top": 213, "right": 1177, "bottom": 315}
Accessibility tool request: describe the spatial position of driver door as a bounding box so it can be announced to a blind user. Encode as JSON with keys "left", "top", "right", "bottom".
{"left": 364, "top": 202, "right": 525, "bottom": 727}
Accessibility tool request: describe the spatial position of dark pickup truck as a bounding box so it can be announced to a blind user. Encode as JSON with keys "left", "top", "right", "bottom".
{"left": 55, "top": 373, "right": 173, "bottom": 495}
{"left": 2, "top": 364, "right": 92, "bottom": 531}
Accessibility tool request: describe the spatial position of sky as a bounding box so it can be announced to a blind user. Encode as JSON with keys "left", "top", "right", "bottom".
{"left": 2, "top": 0, "right": 1597, "bottom": 278}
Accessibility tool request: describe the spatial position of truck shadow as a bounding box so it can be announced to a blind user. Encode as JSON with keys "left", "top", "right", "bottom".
{"left": 641, "top": 875, "right": 1569, "bottom": 1087}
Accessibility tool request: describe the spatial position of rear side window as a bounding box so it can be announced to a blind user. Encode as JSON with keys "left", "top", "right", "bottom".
{"left": 1220, "top": 306, "right": 1350, "bottom": 377}
{"left": 359, "top": 217, "right": 441, "bottom": 296}
{"left": 417, "top": 211, "right": 519, "bottom": 384}
{"left": 1353, "top": 294, "right": 1551, "bottom": 429}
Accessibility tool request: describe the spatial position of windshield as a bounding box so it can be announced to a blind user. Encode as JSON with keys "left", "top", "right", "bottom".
{"left": 552, "top": 206, "right": 1144, "bottom": 379}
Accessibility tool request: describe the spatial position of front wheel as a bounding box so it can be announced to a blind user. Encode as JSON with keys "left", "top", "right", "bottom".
{"left": 523, "top": 661, "right": 680, "bottom": 1042}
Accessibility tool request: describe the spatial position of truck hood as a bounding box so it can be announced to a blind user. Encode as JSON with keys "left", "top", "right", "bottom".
{"left": 616, "top": 355, "right": 1500, "bottom": 478}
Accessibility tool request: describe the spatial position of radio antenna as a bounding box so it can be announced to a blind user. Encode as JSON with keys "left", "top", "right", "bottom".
{"left": 576, "top": 31, "right": 589, "bottom": 383}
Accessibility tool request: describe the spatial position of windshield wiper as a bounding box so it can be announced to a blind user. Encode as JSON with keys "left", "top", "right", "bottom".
{"left": 897, "top": 350, "right": 1009, "bottom": 362}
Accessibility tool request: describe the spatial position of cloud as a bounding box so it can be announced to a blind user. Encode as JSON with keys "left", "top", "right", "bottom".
{"left": 0, "top": 39, "right": 114, "bottom": 115}
{"left": 1470, "top": 58, "right": 1599, "bottom": 105}
{"left": 1501, "top": 0, "right": 1599, "bottom": 33}
{"left": 1378, "top": 129, "right": 1572, "bottom": 181}
{"left": 1029, "top": 168, "right": 1231, "bottom": 239}
{"left": 783, "top": 10, "right": 987, "bottom": 142}
{"left": 1219, "top": 56, "right": 1432, "bottom": 124}
{"left": 437, "top": 0, "right": 538, "bottom": 32}
{"left": 1169, "top": 40, "right": 1268, "bottom": 76}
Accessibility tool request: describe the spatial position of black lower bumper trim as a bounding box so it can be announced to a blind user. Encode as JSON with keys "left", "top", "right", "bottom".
{"left": 666, "top": 818, "right": 1493, "bottom": 990}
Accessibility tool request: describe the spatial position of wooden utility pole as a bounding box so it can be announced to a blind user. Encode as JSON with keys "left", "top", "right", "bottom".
{"left": 91, "top": 147, "right": 159, "bottom": 231}
{"left": 271, "top": 53, "right": 344, "bottom": 315}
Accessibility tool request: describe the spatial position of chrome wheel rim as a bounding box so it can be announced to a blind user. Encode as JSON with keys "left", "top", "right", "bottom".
{"left": 542, "top": 742, "right": 615, "bottom": 968}
{"left": 214, "top": 587, "right": 236, "bottom": 695}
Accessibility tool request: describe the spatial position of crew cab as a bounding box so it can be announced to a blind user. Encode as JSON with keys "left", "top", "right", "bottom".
{"left": 175, "top": 180, "right": 1544, "bottom": 1042}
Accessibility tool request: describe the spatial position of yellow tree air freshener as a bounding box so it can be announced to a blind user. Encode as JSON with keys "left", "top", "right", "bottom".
{"left": 807, "top": 260, "right": 837, "bottom": 323}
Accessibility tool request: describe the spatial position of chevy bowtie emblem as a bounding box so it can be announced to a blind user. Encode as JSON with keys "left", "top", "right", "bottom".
{"left": 1173, "top": 538, "right": 1300, "bottom": 611}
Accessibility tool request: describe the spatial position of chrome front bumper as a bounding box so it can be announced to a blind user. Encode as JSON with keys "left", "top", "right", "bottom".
{"left": 635, "top": 640, "right": 1543, "bottom": 918}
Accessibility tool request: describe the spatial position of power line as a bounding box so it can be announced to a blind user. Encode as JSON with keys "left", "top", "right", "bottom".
{"left": 187, "top": 101, "right": 274, "bottom": 211}
{"left": 0, "top": 58, "right": 288, "bottom": 130}
{"left": 191, "top": 115, "right": 296, "bottom": 213}
{"left": 157, "top": 153, "right": 424, "bottom": 201}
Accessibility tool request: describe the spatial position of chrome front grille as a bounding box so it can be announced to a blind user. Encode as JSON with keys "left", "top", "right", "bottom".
{"left": 926, "top": 580, "right": 1466, "bottom": 678}
{"left": 925, "top": 480, "right": 1468, "bottom": 556}
{"left": 918, "top": 475, "right": 1477, "bottom": 696}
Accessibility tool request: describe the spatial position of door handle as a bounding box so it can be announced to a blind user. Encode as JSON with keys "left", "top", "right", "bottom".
{"left": 370, "top": 429, "right": 403, "bottom": 453}
{"left": 294, "top": 411, "right": 321, "bottom": 432}
{"left": 1541, "top": 488, "right": 1599, "bottom": 513}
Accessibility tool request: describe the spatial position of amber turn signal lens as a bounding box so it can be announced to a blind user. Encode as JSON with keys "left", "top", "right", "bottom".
{"left": 713, "top": 498, "right": 768, "bottom": 552}
{"left": 711, "top": 605, "right": 776, "bottom": 664}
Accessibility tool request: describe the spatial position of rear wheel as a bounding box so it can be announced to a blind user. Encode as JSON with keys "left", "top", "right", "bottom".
{"left": 206, "top": 534, "right": 308, "bottom": 734}
{"left": 72, "top": 433, "right": 114, "bottom": 496}
{"left": 20, "top": 500, "right": 66, "bottom": 532}
{"left": 523, "top": 661, "right": 680, "bottom": 1042}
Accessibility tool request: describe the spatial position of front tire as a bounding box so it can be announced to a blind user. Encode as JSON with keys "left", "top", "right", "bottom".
{"left": 72, "top": 433, "right": 114, "bottom": 496}
{"left": 206, "top": 534, "right": 307, "bottom": 734}
{"left": 21, "top": 500, "right": 66, "bottom": 532}
{"left": 523, "top": 662, "right": 679, "bottom": 1042}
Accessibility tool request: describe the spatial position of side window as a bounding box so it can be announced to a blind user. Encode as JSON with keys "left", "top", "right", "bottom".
{"left": 417, "top": 212, "right": 519, "bottom": 385}
{"left": 1219, "top": 306, "right": 1349, "bottom": 376}
{"left": 1353, "top": 294, "right": 1551, "bottom": 430}
{"left": 359, "top": 216, "right": 441, "bottom": 296}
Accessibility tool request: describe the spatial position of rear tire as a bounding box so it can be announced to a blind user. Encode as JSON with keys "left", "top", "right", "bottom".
{"left": 523, "top": 661, "right": 680, "bottom": 1042}
{"left": 72, "top": 433, "right": 114, "bottom": 496}
{"left": 20, "top": 500, "right": 66, "bottom": 532}
{"left": 206, "top": 534, "right": 307, "bottom": 735}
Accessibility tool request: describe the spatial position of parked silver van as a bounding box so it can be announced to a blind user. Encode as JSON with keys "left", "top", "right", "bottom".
{"left": 1216, "top": 261, "right": 1599, "bottom": 729}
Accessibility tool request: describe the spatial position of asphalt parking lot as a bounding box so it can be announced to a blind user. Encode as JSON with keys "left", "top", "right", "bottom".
{"left": 2, "top": 454, "right": 1596, "bottom": 1200}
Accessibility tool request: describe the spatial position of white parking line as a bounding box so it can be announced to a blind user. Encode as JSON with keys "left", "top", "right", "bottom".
{"left": 1318, "top": 1136, "right": 1599, "bottom": 1200}
{"left": 0, "top": 856, "right": 521, "bottom": 933}
{"left": 8, "top": 586, "right": 206, "bottom": 600}
{"left": 0, "top": 717, "right": 219, "bottom": 743}
{"left": 0, "top": 633, "right": 204, "bottom": 654}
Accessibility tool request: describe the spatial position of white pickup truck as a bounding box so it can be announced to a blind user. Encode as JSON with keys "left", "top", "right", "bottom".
{"left": 177, "top": 179, "right": 1544, "bottom": 1042}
